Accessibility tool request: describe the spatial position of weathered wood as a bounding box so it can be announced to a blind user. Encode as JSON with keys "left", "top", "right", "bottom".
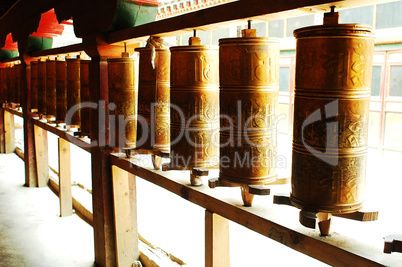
{"left": 384, "top": 235, "right": 402, "bottom": 254}
{"left": 33, "top": 124, "right": 49, "bottom": 187}
{"left": 58, "top": 137, "right": 73, "bottom": 217}
{"left": 205, "top": 210, "right": 230, "bottom": 267}
{"left": 4, "top": 110, "right": 15, "bottom": 153}
{"left": 112, "top": 165, "right": 140, "bottom": 266}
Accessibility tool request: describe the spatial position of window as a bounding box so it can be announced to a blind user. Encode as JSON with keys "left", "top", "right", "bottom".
{"left": 286, "top": 15, "right": 315, "bottom": 37}
{"left": 389, "top": 65, "right": 402, "bottom": 97}
{"left": 279, "top": 67, "right": 290, "bottom": 93}
{"left": 269, "top": 19, "right": 284, "bottom": 38}
{"left": 376, "top": 1, "right": 402, "bottom": 29}
{"left": 371, "top": 66, "right": 382, "bottom": 96}
{"left": 253, "top": 22, "right": 267, "bottom": 37}
{"left": 339, "top": 6, "right": 374, "bottom": 27}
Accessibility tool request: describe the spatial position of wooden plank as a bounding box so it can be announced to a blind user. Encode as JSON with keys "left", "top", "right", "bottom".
{"left": 34, "top": 124, "right": 49, "bottom": 187}
{"left": 4, "top": 110, "right": 15, "bottom": 153}
{"left": 112, "top": 165, "right": 140, "bottom": 267}
{"left": 4, "top": 107, "right": 23, "bottom": 117}
{"left": 30, "top": 43, "right": 85, "bottom": 58}
{"left": 110, "top": 153, "right": 401, "bottom": 267}
{"left": 205, "top": 210, "right": 230, "bottom": 267}
{"left": 58, "top": 138, "right": 73, "bottom": 217}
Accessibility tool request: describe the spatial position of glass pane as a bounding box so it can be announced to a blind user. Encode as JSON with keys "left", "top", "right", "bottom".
{"left": 269, "top": 19, "right": 284, "bottom": 38}
{"left": 384, "top": 112, "right": 402, "bottom": 149}
{"left": 390, "top": 66, "right": 402, "bottom": 97}
{"left": 371, "top": 66, "right": 382, "bottom": 96}
{"left": 277, "top": 103, "right": 289, "bottom": 133}
{"left": 286, "top": 15, "right": 315, "bottom": 37}
{"left": 376, "top": 1, "right": 402, "bottom": 29}
{"left": 254, "top": 22, "right": 267, "bottom": 37}
{"left": 368, "top": 111, "right": 380, "bottom": 146}
{"left": 339, "top": 6, "right": 374, "bottom": 26}
{"left": 279, "top": 67, "right": 290, "bottom": 93}
{"left": 212, "top": 28, "right": 230, "bottom": 45}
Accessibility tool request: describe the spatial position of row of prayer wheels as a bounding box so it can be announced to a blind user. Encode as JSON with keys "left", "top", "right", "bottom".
{"left": 0, "top": 9, "right": 375, "bottom": 234}
{"left": 0, "top": 64, "right": 23, "bottom": 107}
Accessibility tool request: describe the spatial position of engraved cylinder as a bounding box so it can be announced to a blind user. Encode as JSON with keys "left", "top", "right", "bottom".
{"left": 291, "top": 23, "right": 375, "bottom": 214}
{"left": 0, "top": 68, "right": 5, "bottom": 103}
{"left": 6, "top": 67, "right": 13, "bottom": 104}
{"left": 169, "top": 43, "right": 219, "bottom": 169}
{"left": 135, "top": 45, "right": 171, "bottom": 152}
{"left": 37, "top": 58, "right": 47, "bottom": 114}
{"left": 80, "top": 59, "right": 91, "bottom": 136}
{"left": 108, "top": 55, "right": 137, "bottom": 148}
{"left": 13, "top": 65, "right": 20, "bottom": 104}
{"left": 46, "top": 58, "right": 57, "bottom": 117}
{"left": 219, "top": 36, "right": 279, "bottom": 185}
{"left": 66, "top": 57, "right": 81, "bottom": 128}
{"left": 31, "top": 61, "right": 38, "bottom": 111}
{"left": 56, "top": 57, "right": 67, "bottom": 123}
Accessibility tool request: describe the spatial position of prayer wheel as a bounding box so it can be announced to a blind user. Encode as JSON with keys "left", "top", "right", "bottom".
{"left": 56, "top": 57, "right": 67, "bottom": 123}
{"left": 108, "top": 53, "right": 137, "bottom": 148}
{"left": 31, "top": 61, "right": 38, "bottom": 111}
{"left": 37, "top": 58, "right": 47, "bottom": 115}
{"left": 0, "top": 68, "right": 5, "bottom": 103}
{"left": 66, "top": 56, "right": 81, "bottom": 128}
{"left": 290, "top": 11, "right": 375, "bottom": 214}
{"left": 46, "top": 58, "right": 57, "bottom": 117}
{"left": 6, "top": 67, "right": 12, "bottom": 104}
{"left": 135, "top": 38, "right": 170, "bottom": 152}
{"left": 219, "top": 29, "right": 279, "bottom": 185}
{"left": 169, "top": 37, "right": 219, "bottom": 169}
{"left": 80, "top": 59, "right": 91, "bottom": 136}
{"left": 14, "top": 64, "right": 21, "bottom": 105}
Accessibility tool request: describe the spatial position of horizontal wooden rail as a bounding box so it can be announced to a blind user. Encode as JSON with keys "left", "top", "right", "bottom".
{"left": 32, "top": 118, "right": 91, "bottom": 153}
{"left": 110, "top": 153, "right": 402, "bottom": 267}
{"left": 4, "top": 107, "right": 23, "bottom": 118}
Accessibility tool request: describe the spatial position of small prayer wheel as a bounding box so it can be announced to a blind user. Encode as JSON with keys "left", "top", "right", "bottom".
{"left": 0, "top": 68, "right": 5, "bottom": 103}
{"left": 291, "top": 10, "right": 375, "bottom": 214}
{"left": 6, "top": 66, "right": 12, "bottom": 104}
{"left": 30, "top": 61, "right": 38, "bottom": 111}
{"left": 56, "top": 56, "right": 67, "bottom": 123}
{"left": 135, "top": 37, "right": 170, "bottom": 152}
{"left": 14, "top": 64, "right": 21, "bottom": 105}
{"left": 219, "top": 29, "right": 279, "bottom": 186}
{"left": 66, "top": 56, "right": 81, "bottom": 128}
{"left": 108, "top": 53, "right": 137, "bottom": 148}
{"left": 37, "top": 58, "right": 47, "bottom": 115}
{"left": 46, "top": 58, "right": 57, "bottom": 117}
{"left": 169, "top": 36, "right": 219, "bottom": 169}
{"left": 80, "top": 58, "right": 91, "bottom": 136}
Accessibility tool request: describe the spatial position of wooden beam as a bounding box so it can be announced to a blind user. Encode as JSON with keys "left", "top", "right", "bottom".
{"left": 112, "top": 165, "right": 140, "bottom": 266}
{"left": 58, "top": 137, "right": 73, "bottom": 217}
{"left": 34, "top": 124, "right": 49, "bottom": 187}
{"left": 205, "top": 210, "right": 230, "bottom": 267}
{"left": 4, "top": 110, "right": 15, "bottom": 153}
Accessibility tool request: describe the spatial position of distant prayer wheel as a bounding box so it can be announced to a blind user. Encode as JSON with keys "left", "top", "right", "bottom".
{"left": 31, "top": 61, "right": 38, "bottom": 111}
{"left": 37, "top": 58, "right": 47, "bottom": 115}
{"left": 169, "top": 36, "right": 219, "bottom": 169}
{"left": 80, "top": 58, "right": 91, "bottom": 136}
{"left": 0, "top": 68, "right": 5, "bottom": 103}
{"left": 290, "top": 11, "right": 375, "bottom": 214}
{"left": 46, "top": 58, "right": 57, "bottom": 117}
{"left": 66, "top": 56, "right": 81, "bottom": 128}
{"left": 219, "top": 29, "right": 279, "bottom": 185}
{"left": 108, "top": 53, "right": 137, "bottom": 148}
{"left": 6, "top": 67, "right": 12, "bottom": 103}
{"left": 14, "top": 64, "right": 21, "bottom": 104}
{"left": 56, "top": 56, "right": 67, "bottom": 123}
{"left": 135, "top": 38, "right": 170, "bottom": 152}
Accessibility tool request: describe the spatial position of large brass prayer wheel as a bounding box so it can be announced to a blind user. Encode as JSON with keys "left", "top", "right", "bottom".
{"left": 31, "top": 61, "right": 38, "bottom": 111}
{"left": 46, "top": 58, "right": 57, "bottom": 117}
{"left": 108, "top": 54, "right": 137, "bottom": 148}
{"left": 80, "top": 59, "right": 91, "bottom": 136}
{"left": 135, "top": 43, "right": 170, "bottom": 152}
{"left": 290, "top": 18, "right": 375, "bottom": 214}
{"left": 170, "top": 38, "right": 219, "bottom": 169}
{"left": 219, "top": 30, "right": 279, "bottom": 185}
{"left": 37, "top": 58, "right": 47, "bottom": 114}
{"left": 66, "top": 57, "right": 81, "bottom": 128}
{"left": 56, "top": 57, "right": 67, "bottom": 123}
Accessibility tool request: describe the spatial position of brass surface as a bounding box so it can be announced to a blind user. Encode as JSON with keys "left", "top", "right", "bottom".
{"left": 170, "top": 45, "right": 219, "bottom": 169}
{"left": 80, "top": 59, "right": 91, "bottom": 136}
{"left": 46, "top": 59, "right": 57, "bottom": 116}
{"left": 108, "top": 56, "right": 137, "bottom": 148}
{"left": 56, "top": 58, "right": 67, "bottom": 123}
{"left": 66, "top": 58, "right": 81, "bottom": 128}
{"left": 37, "top": 58, "right": 47, "bottom": 114}
{"left": 30, "top": 61, "right": 38, "bottom": 110}
{"left": 219, "top": 37, "right": 279, "bottom": 185}
{"left": 291, "top": 24, "right": 375, "bottom": 214}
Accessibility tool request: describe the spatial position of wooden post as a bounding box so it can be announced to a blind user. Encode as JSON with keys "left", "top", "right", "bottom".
{"left": 34, "top": 124, "right": 49, "bottom": 187}
{"left": 205, "top": 210, "right": 230, "bottom": 267}
{"left": 4, "top": 110, "right": 15, "bottom": 153}
{"left": 0, "top": 106, "right": 5, "bottom": 153}
{"left": 58, "top": 137, "right": 72, "bottom": 216}
{"left": 111, "top": 165, "right": 139, "bottom": 266}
